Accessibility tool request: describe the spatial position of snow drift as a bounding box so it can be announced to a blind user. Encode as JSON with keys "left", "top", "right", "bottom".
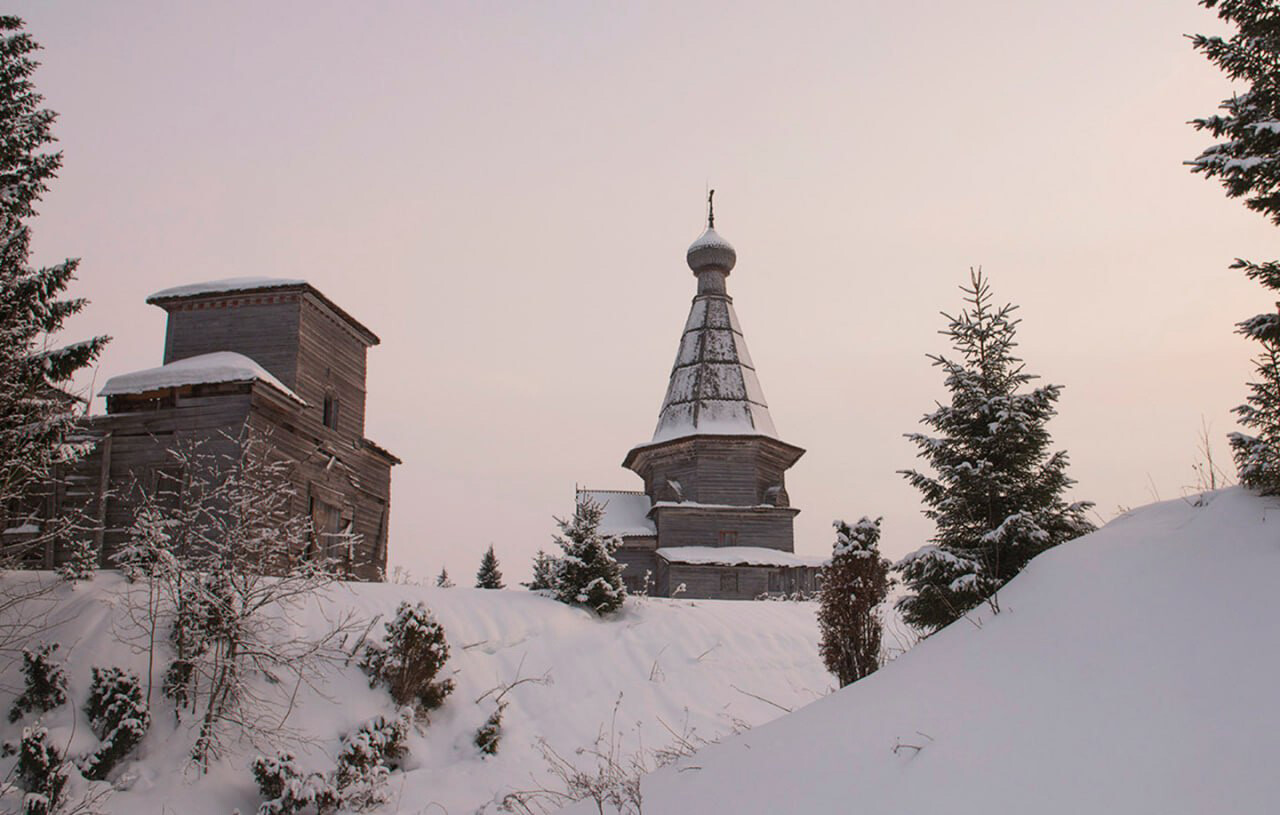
{"left": 576, "top": 487, "right": 1280, "bottom": 815}
{"left": 0, "top": 579, "right": 830, "bottom": 814}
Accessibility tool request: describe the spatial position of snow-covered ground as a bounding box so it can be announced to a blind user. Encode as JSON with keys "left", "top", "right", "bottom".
{"left": 573, "top": 487, "right": 1280, "bottom": 815}
{"left": 0, "top": 578, "right": 831, "bottom": 814}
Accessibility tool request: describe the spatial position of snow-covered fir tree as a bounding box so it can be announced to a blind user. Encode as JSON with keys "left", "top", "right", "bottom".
{"left": 818, "top": 517, "right": 892, "bottom": 687}
{"left": 16, "top": 724, "right": 68, "bottom": 815}
{"left": 435, "top": 567, "right": 454, "bottom": 588}
{"left": 0, "top": 17, "right": 108, "bottom": 571}
{"left": 1190, "top": 0, "right": 1280, "bottom": 492}
{"left": 8, "top": 643, "right": 66, "bottom": 723}
{"left": 523, "top": 549, "right": 558, "bottom": 591}
{"left": 79, "top": 666, "right": 150, "bottom": 780}
{"left": 475, "top": 545, "right": 504, "bottom": 589}
{"left": 897, "top": 269, "right": 1094, "bottom": 633}
{"left": 359, "top": 601, "right": 455, "bottom": 716}
{"left": 552, "top": 497, "right": 625, "bottom": 616}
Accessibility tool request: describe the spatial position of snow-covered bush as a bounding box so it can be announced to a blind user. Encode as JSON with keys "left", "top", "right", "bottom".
{"left": 359, "top": 602, "right": 454, "bottom": 715}
{"left": 8, "top": 644, "right": 67, "bottom": 723}
{"left": 251, "top": 713, "right": 409, "bottom": 815}
{"left": 78, "top": 667, "right": 150, "bottom": 780}
{"left": 110, "top": 432, "right": 361, "bottom": 771}
{"left": 474, "top": 703, "right": 505, "bottom": 757}
{"left": 16, "top": 724, "right": 69, "bottom": 815}
{"left": 251, "top": 753, "right": 339, "bottom": 815}
{"left": 551, "top": 497, "right": 626, "bottom": 616}
{"left": 333, "top": 713, "right": 410, "bottom": 809}
{"left": 818, "top": 517, "right": 892, "bottom": 687}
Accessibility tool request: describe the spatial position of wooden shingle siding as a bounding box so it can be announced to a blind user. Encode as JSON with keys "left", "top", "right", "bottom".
{"left": 294, "top": 296, "right": 369, "bottom": 441}
{"left": 651, "top": 506, "right": 797, "bottom": 551}
{"left": 164, "top": 299, "right": 301, "bottom": 386}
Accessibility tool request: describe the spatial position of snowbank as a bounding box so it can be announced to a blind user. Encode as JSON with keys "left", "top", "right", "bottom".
{"left": 581, "top": 488, "right": 1280, "bottom": 815}
{"left": 0, "top": 578, "right": 828, "bottom": 814}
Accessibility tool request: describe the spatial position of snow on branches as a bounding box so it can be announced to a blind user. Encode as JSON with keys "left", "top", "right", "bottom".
{"left": 897, "top": 269, "right": 1093, "bottom": 633}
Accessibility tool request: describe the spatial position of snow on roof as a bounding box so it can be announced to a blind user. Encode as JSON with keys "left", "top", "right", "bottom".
{"left": 146, "top": 277, "right": 308, "bottom": 301}
{"left": 686, "top": 227, "right": 735, "bottom": 255}
{"left": 577, "top": 490, "right": 656, "bottom": 538}
{"left": 640, "top": 290, "right": 781, "bottom": 446}
{"left": 657, "top": 546, "right": 828, "bottom": 568}
{"left": 99, "top": 351, "right": 305, "bottom": 404}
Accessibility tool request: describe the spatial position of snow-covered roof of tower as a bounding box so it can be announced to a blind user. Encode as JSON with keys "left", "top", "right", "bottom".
{"left": 577, "top": 489, "right": 656, "bottom": 538}
{"left": 99, "top": 351, "right": 305, "bottom": 405}
{"left": 147, "top": 277, "right": 308, "bottom": 300}
{"left": 147, "top": 277, "right": 380, "bottom": 346}
{"left": 644, "top": 281, "right": 779, "bottom": 444}
{"left": 657, "top": 546, "right": 828, "bottom": 568}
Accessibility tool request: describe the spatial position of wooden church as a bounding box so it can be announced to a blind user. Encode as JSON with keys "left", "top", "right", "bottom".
{"left": 581, "top": 197, "right": 825, "bottom": 599}
{"left": 52, "top": 278, "right": 397, "bottom": 580}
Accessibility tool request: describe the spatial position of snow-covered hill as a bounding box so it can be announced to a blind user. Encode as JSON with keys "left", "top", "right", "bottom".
{"left": 0, "top": 577, "right": 831, "bottom": 814}
{"left": 580, "top": 488, "right": 1280, "bottom": 814}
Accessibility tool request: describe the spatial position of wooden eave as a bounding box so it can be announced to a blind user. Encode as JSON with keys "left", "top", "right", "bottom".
{"left": 622, "top": 433, "right": 806, "bottom": 473}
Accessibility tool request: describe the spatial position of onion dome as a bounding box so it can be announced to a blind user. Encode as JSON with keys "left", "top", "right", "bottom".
{"left": 686, "top": 227, "right": 737, "bottom": 274}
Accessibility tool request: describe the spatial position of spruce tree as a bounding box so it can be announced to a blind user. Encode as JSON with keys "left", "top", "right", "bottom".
{"left": 898, "top": 269, "right": 1094, "bottom": 633}
{"left": 818, "top": 517, "right": 892, "bottom": 687}
{"left": 435, "top": 567, "right": 453, "bottom": 588}
{"left": 474, "top": 545, "right": 504, "bottom": 589}
{"left": 0, "top": 17, "right": 109, "bottom": 567}
{"left": 552, "top": 497, "right": 626, "bottom": 616}
{"left": 523, "top": 549, "right": 558, "bottom": 591}
{"left": 1190, "top": 1, "right": 1280, "bottom": 491}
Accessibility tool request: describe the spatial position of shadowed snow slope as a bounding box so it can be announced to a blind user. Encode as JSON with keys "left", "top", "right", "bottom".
{"left": 576, "top": 487, "right": 1280, "bottom": 815}
{"left": 0, "top": 577, "right": 829, "bottom": 814}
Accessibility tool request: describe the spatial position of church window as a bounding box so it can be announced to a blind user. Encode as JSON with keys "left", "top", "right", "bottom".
{"left": 718, "top": 530, "right": 738, "bottom": 546}
{"left": 720, "top": 572, "right": 738, "bottom": 594}
{"left": 768, "top": 570, "right": 782, "bottom": 593}
{"left": 323, "top": 394, "right": 340, "bottom": 430}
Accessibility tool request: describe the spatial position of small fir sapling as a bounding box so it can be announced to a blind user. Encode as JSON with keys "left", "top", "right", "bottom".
{"left": 55, "top": 538, "right": 97, "bottom": 583}
{"left": 359, "top": 602, "right": 455, "bottom": 715}
{"left": 475, "top": 545, "right": 505, "bottom": 589}
{"left": 523, "top": 550, "right": 558, "bottom": 592}
{"left": 818, "top": 518, "right": 892, "bottom": 687}
{"left": 435, "top": 567, "right": 454, "bottom": 588}
{"left": 552, "top": 497, "right": 626, "bottom": 616}
{"left": 16, "top": 724, "right": 68, "bottom": 815}
{"left": 474, "top": 703, "right": 506, "bottom": 757}
{"left": 8, "top": 644, "right": 67, "bottom": 723}
{"left": 78, "top": 667, "right": 150, "bottom": 780}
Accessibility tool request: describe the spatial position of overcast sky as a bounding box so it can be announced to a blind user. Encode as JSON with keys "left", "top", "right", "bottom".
{"left": 11, "top": 1, "right": 1272, "bottom": 581}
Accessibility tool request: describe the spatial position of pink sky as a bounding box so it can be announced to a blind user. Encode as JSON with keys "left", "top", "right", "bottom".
{"left": 12, "top": 1, "right": 1273, "bottom": 581}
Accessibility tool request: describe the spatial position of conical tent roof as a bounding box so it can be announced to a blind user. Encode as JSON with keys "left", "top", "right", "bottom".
{"left": 647, "top": 229, "right": 778, "bottom": 444}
